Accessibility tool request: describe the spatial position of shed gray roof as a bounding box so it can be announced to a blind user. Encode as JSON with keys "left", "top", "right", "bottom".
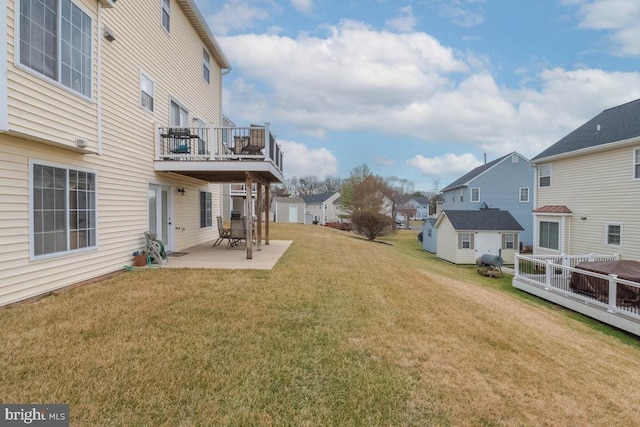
{"left": 273, "top": 197, "right": 304, "bottom": 204}
{"left": 442, "top": 152, "right": 519, "bottom": 192}
{"left": 425, "top": 218, "right": 437, "bottom": 227}
{"left": 532, "top": 98, "right": 640, "bottom": 162}
{"left": 438, "top": 210, "right": 524, "bottom": 231}
{"left": 302, "top": 192, "right": 338, "bottom": 204}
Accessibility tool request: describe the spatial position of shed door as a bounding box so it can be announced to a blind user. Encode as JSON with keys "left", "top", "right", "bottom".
{"left": 475, "top": 233, "right": 501, "bottom": 257}
{"left": 288, "top": 205, "right": 298, "bottom": 223}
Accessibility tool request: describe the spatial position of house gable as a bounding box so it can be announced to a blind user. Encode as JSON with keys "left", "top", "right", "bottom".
{"left": 532, "top": 98, "right": 640, "bottom": 162}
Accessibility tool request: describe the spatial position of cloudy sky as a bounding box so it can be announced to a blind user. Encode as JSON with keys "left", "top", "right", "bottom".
{"left": 194, "top": 0, "right": 640, "bottom": 192}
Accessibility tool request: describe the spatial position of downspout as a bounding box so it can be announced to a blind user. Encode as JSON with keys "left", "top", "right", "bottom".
{"left": 0, "top": 0, "right": 8, "bottom": 131}
{"left": 96, "top": 5, "right": 103, "bottom": 155}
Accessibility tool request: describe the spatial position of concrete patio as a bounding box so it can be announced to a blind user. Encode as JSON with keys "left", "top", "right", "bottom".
{"left": 158, "top": 240, "right": 293, "bottom": 270}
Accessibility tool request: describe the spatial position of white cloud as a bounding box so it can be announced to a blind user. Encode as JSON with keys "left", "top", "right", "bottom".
{"left": 385, "top": 6, "right": 419, "bottom": 33}
{"left": 567, "top": 0, "right": 640, "bottom": 56}
{"left": 290, "top": 0, "right": 313, "bottom": 14}
{"left": 219, "top": 19, "right": 468, "bottom": 127}
{"left": 407, "top": 153, "right": 483, "bottom": 177}
{"left": 277, "top": 140, "right": 339, "bottom": 178}
{"left": 206, "top": 0, "right": 269, "bottom": 36}
{"left": 218, "top": 17, "right": 640, "bottom": 167}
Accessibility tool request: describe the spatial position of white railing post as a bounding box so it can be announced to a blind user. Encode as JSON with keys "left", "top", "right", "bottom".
{"left": 608, "top": 274, "right": 618, "bottom": 313}
{"left": 514, "top": 254, "right": 520, "bottom": 277}
{"left": 208, "top": 123, "right": 216, "bottom": 157}
{"left": 545, "top": 260, "right": 552, "bottom": 290}
{"left": 154, "top": 123, "right": 161, "bottom": 159}
{"left": 264, "top": 122, "right": 271, "bottom": 160}
{"left": 588, "top": 253, "right": 595, "bottom": 262}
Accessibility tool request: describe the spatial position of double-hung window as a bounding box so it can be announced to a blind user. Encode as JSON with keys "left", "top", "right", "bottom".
{"left": 502, "top": 233, "right": 517, "bottom": 250}
{"left": 634, "top": 148, "right": 640, "bottom": 179}
{"left": 470, "top": 188, "right": 480, "bottom": 202}
{"left": 606, "top": 224, "right": 621, "bottom": 246}
{"left": 140, "top": 72, "right": 154, "bottom": 112}
{"left": 539, "top": 221, "right": 559, "bottom": 250}
{"left": 162, "top": 0, "right": 170, "bottom": 32}
{"left": 200, "top": 192, "right": 212, "bottom": 228}
{"left": 19, "top": 0, "right": 93, "bottom": 98}
{"left": 203, "top": 48, "right": 210, "bottom": 83}
{"left": 539, "top": 165, "right": 551, "bottom": 187}
{"left": 458, "top": 233, "right": 473, "bottom": 249}
{"left": 519, "top": 187, "right": 529, "bottom": 203}
{"left": 31, "top": 162, "right": 97, "bottom": 258}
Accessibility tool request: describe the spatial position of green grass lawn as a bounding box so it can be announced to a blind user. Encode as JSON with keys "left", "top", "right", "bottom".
{"left": 2, "top": 223, "right": 640, "bottom": 426}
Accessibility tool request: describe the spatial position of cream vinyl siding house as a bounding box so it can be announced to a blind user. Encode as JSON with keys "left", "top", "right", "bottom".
{"left": 0, "top": 0, "right": 235, "bottom": 307}
{"left": 531, "top": 99, "right": 640, "bottom": 260}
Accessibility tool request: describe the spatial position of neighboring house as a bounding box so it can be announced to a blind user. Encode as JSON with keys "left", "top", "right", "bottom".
{"left": 272, "top": 197, "right": 305, "bottom": 223}
{"left": 529, "top": 98, "right": 640, "bottom": 260}
{"left": 434, "top": 210, "right": 524, "bottom": 265}
{"left": 302, "top": 192, "right": 341, "bottom": 225}
{"left": 0, "top": 1, "right": 284, "bottom": 307}
{"left": 440, "top": 152, "right": 534, "bottom": 248}
{"left": 399, "top": 196, "right": 430, "bottom": 220}
{"left": 422, "top": 218, "right": 438, "bottom": 253}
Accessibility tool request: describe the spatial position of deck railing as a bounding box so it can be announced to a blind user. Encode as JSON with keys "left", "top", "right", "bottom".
{"left": 155, "top": 124, "right": 284, "bottom": 173}
{"left": 513, "top": 253, "right": 640, "bottom": 317}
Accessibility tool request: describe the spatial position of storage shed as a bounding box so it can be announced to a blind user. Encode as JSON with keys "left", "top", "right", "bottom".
{"left": 435, "top": 210, "right": 523, "bottom": 265}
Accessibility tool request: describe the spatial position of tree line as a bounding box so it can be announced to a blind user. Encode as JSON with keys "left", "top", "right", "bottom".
{"left": 273, "top": 164, "right": 439, "bottom": 241}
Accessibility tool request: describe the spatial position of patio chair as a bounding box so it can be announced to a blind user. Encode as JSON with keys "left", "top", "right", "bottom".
{"left": 228, "top": 218, "right": 246, "bottom": 248}
{"left": 213, "top": 216, "right": 231, "bottom": 247}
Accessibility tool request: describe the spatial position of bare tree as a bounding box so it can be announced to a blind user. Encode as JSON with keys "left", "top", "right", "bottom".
{"left": 344, "top": 172, "right": 394, "bottom": 241}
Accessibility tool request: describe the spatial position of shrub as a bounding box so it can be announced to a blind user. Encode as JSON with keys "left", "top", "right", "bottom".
{"left": 351, "top": 210, "right": 393, "bottom": 241}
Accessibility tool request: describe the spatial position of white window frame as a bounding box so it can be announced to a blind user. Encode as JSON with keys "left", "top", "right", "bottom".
{"left": 29, "top": 159, "right": 98, "bottom": 260}
{"left": 634, "top": 147, "right": 640, "bottom": 180}
{"left": 539, "top": 220, "right": 559, "bottom": 250}
{"left": 605, "top": 223, "right": 622, "bottom": 247}
{"left": 502, "top": 233, "right": 517, "bottom": 250}
{"left": 140, "top": 71, "right": 154, "bottom": 113}
{"left": 161, "top": 0, "right": 170, "bottom": 33}
{"left": 519, "top": 187, "right": 529, "bottom": 203}
{"left": 470, "top": 188, "right": 480, "bottom": 203}
{"left": 203, "top": 48, "right": 210, "bottom": 84}
{"left": 169, "top": 98, "right": 189, "bottom": 126}
{"left": 458, "top": 232, "right": 473, "bottom": 249}
{"left": 511, "top": 153, "right": 519, "bottom": 163}
{"left": 539, "top": 164, "right": 551, "bottom": 187}
{"left": 200, "top": 191, "right": 212, "bottom": 228}
{"left": 16, "top": 0, "right": 94, "bottom": 99}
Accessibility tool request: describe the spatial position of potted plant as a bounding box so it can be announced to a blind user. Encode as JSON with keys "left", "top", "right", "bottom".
{"left": 132, "top": 251, "right": 147, "bottom": 267}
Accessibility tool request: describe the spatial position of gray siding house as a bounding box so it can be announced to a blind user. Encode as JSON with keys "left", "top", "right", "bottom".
{"left": 422, "top": 218, "right": 438, "bottom": 253}
{"left": 441, "top": 152, "right": 534, "bottom": 248}
{"left": 302, "top": 192, "right": 341, "bottom": 225}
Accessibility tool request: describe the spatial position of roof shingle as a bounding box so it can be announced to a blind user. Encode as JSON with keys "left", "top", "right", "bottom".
{"left": 532, "top": 98, "right": 640, "bottom": 162}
